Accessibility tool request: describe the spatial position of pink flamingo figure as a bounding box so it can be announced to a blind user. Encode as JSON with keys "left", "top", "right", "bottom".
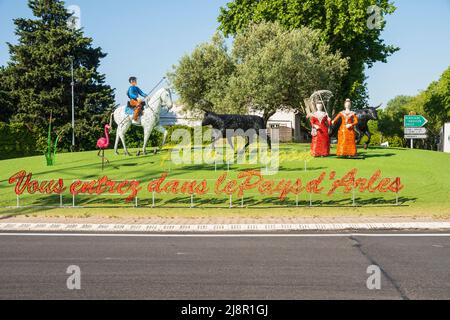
{"left": 96, "top": 124, "right": 111, "bottom": 170}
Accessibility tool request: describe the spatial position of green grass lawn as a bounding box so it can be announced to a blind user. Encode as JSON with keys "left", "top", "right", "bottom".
{"left": 1, "top": 144, "right": 449, "bottom": 219}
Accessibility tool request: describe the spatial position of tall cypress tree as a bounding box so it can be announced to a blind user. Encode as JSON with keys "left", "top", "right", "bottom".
{"left": 0, "top": 66, "right": 16, "bottom": 122}
{"left": 1, "top": 0, "right": 115, "bottom": 151}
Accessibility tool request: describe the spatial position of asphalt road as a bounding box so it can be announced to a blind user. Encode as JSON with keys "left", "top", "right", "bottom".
{"left": 0, "top": 233, "right": 449, "bottom": 300}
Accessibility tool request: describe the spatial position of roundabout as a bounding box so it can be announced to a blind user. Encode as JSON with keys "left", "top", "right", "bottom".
{"left": 0, "top": 144, "right": 448, "bottom": 216}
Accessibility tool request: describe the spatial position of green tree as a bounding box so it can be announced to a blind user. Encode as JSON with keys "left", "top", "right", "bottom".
{"left": 218, "top": 0, "right": 399, "bottom": 108}
{"left": 405, "top": 92, "right": 438, "bottom": 150}
{"left": 167, "top": 33, "right": 236, "bottom": 114}
{"left": 1, "top": 0, "right": 115, "bottom": 151}
{"left": 225, "top": 22, "right": 348, "bottom": 122}
{"left": 400, "top": 67, "right": 450, "bottom": 149}
{"left": 378, "top": 95, "right": 413, "bottom": 137}
{"left": 169, "top": 22, "right": 348, "bottom": 123}
{"left": 376, "top": 67, "right": 449, "bottom": 150}
{"left": 0, "top": 67, "right": 16, "bottom": 122}
{"left": 424, "top": 66, "right": 450, "bottom": 126}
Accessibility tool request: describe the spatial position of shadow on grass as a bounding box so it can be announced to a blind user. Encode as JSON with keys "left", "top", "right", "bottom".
{"left": 359, "top": 153, "right": 396, "bottom": 159}
{"left": 277, "top": 166, "right": 328, "bottom": 172}
{"left": 0, "top": 206, "right": 60, "bottom": 219}
{"left": 354, "top": 196, "right": 416, "bottom": 206}
{"left": 0, "top": 187, "right": 418, "bottom": 213}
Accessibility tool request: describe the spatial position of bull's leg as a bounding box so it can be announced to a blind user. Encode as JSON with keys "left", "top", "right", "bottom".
{"left": 211, "top": 129, "right": 223, "bottom": 148}
{"left": 236, "top": 136, "right": 250, "bottom": 156}
{"left": 355, "top": 127, "right": 363, "bottom": 145}
{"left": 211, "top": 135, "right": 220, "bottom": 148}
{"left": 364, "top": 130, "right": 372, "bottom": 149}
{"left": 259, "top": 130, "right": 272, "bottom": 150}
{"left": 227, "top": 134, "right": 235, "bottom": 151}
{"left": 226, "top": 133, "right": 238, "bottom": 160}
{"left": 244, "top": 136, "right": 250, "bottom": 150}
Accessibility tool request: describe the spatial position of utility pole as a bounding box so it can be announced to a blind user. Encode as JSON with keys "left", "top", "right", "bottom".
{"left": 71, "top": 57, "right": 75, "bottom": 150}
{"left": 67, "top": 5, "right": 81, "bottom": 151}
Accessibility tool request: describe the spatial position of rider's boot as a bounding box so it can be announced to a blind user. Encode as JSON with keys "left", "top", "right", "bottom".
{"left": 132, "top": 107, "right": 142, "bottom": 125}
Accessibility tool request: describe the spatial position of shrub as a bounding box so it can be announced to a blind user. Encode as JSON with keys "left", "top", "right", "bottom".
{"left": 0, "top": 122, "right": 40, "bottom": 160}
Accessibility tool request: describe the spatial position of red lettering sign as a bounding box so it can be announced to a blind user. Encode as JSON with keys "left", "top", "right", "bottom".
{"left": 8, "top": 169, "right": 404, "bottom": 202}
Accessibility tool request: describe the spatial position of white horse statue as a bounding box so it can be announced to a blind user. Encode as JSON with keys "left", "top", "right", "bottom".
{"left": 112, "top": 87, "right": 174, "bottom": 156}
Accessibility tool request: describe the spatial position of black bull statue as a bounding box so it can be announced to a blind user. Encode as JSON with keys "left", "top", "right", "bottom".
{"left": 201, "top": 110, "right": 271, "bottom": 149}
{"left": 200, "top": 106, "right": 380, "bottom": 149}
{"left": 330, "top": 106, "right": 381, "bottom": 147}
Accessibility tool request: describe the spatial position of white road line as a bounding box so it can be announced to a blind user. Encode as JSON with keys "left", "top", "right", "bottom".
{"left": 1, "top": 222, "right": 450, "bottom": 233}
{"left": 0, "top": 233, "right": 450, "bottom": 238}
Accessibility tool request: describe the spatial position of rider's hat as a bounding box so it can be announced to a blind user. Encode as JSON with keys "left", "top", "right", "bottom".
{"left": 129, "top": 76, "right": 137, "bottom": 83}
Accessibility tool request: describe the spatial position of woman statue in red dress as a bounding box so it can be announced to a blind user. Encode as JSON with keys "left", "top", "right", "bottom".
{"left": 310, "top": 103, "right": 331, "bottom": 157}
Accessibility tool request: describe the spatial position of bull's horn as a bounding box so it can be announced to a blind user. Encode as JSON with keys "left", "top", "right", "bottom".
{"left": 375, "top": 104, "right": 382, "bottom": 109}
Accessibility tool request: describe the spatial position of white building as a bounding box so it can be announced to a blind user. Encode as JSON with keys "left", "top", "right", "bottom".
{"left": 263, "top": 110, "right": 305, "bottom": 142}
{"left": 438, "top": 123, "right": 450, "bottom": 153}
{"left": 160, "top": 104, "right": 307, "bottom": 142}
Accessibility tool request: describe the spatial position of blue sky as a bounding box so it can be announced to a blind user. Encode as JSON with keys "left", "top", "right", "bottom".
{"left": 1, "top": 0, "right": 449, "bottom": 107}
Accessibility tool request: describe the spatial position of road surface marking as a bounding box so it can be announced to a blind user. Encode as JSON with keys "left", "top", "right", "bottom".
{"left": 1, "top": 233, "right": 450, "bottom": 238}
{"left": 1, "top": 222, "right": 450, "bottom": 233}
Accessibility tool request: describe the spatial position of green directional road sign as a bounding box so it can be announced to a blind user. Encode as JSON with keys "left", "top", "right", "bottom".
{"left": 404, "top": 115, "right": 428, "bottom": 128}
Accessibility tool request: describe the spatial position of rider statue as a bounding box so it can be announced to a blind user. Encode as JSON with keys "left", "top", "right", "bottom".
{"left": 127, "top": 76, "right": 147, "bottom": 123}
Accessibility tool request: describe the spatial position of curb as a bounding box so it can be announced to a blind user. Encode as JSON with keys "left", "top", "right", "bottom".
{"left": 1, "top": 222, "right": 450, "bottom": 233}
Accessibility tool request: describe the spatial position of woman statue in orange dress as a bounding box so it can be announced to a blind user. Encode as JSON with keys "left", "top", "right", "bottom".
{"left": 310, "top": 102, "right": 331, "bottom": 157}
{"left": 332, "top": 99, "right": 359, "bottom": 157}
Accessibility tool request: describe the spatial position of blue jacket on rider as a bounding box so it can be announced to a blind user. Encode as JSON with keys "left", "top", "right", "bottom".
{"left": 127, "top": 86, "right": 147, "bottom": 100}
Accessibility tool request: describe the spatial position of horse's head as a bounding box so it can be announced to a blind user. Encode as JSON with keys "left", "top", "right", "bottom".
{"left": 144, "top": 87, "right": 174, "bottom": 112}
{"left": 160, "top": 87, "right": 174, "bottom": 111}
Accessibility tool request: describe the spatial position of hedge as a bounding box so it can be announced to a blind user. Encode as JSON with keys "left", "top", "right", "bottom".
{"left": 0, "top": 122, "right": 42, "bottom": 160}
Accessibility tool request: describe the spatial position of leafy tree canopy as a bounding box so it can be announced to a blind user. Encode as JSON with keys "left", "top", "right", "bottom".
{"left": 378, "top": 95, "right": 414, "bottom": 137}
{"left": 424, "top": 66, "right": 450, "bottom": 126}
{"left": 169, "top": 22, "right": 348, "bottom": 123}
{"left": 378, "top": 66, "right": 450, "bottom": 149}
{"left": 224, "top": 22, "right": 348, "bottom": 122}
{"left": 218, "top": 0, "right": 399, "bottom": 108}
{"left": 167, "top": 33, "right": 236, "bottom": 114}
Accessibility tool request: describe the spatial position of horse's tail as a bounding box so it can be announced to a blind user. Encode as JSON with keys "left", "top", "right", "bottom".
{"left": 109, "top": 104, "right": 120, "bottom": 128}
{"left": 109, "top": 112, "right": 114, "bottom": 128}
